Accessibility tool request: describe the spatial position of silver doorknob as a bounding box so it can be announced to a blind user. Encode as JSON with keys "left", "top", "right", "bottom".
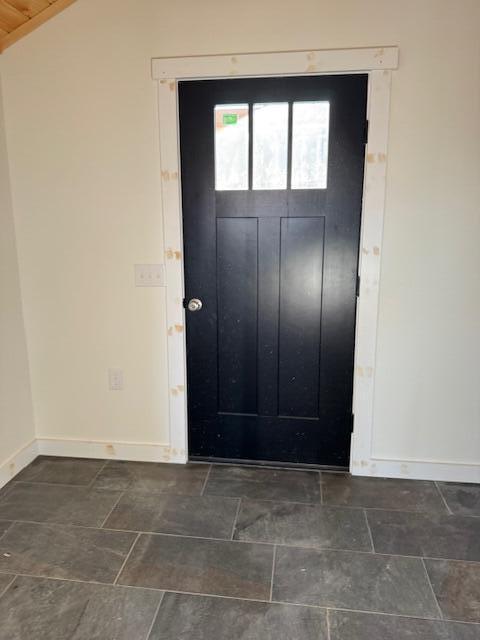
{"left": 187, "top": 298, "right": 203, "bottom": 312}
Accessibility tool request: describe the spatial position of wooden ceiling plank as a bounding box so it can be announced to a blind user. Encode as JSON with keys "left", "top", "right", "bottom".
{"left": 0, "top": 0, "right": 76, "bottom": 52}
{"left": 5, "top": 0, "right": 51, "bottom": 19}
{"left": 0, "top": 1, "right": 29, "bottom": 32}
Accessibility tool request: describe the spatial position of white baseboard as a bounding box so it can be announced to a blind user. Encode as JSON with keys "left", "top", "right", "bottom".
{"left": 0, "top": 439, "right": 39, "bottom": 490}
{"left": 0, "top": 437, "right": 186, "bottom": 489}
{"left": 2, "top": 439, "right": 478, "bottom": 486}
{"left": 351, "top": 456, "right": 480, "bottom": 483}
{"left": 36, "top": 438, "right": 187, "bottom": 464}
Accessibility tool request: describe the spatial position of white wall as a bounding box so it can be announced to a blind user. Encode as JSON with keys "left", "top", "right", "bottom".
{"left": 0, "top": 70, "right": 36, "bottom": 482}
{"left": 0, "top": 0, "right": 478, "bottom": 476}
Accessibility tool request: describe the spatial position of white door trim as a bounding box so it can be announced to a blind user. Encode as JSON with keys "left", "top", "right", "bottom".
{"left": 152, "top": 47, "right": 398, "bottom": 80}
{"left": 152, "top": 47, "right": 398, "bottom": 470}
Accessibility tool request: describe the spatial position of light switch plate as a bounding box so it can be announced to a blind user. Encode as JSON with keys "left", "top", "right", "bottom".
{"left": 134, "top": 264, "right": 165, "bottom": 287}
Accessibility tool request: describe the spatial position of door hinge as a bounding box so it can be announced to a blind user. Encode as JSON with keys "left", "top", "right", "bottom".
{"left": 356, "top": 275, "right": 361, "bottom": 297}
{"left": 364, "top": 120, "right": 369, "bottom": 145}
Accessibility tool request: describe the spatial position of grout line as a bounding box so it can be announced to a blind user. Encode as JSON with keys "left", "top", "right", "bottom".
{"left": 99, "top": 490, "right": 125, "bottom": 529}
{"left": 421, "top": 557, "right": 444, "bottom": 620}
{"left": 335, "top": 503, "right": 478, "bottom": 516}
{"left": 269, "top": 545, "right": 277, "bottom": 603}
{"left": 198, "top": 495, "right": 323, "bottom": 507}
{"left": 230, "top": 499, "right": 242, "bottom": 540}
{"left": 0, "top": 573, "right": 16, "bottom": 600}
{"left": 7, "top": 479, "right": 478, "bottom": 518}
{"left": 0, "top": 569, "right": 130, "bottom": 588}
{"left": 0, "top": 521, "right": 14, "bottom": 544}
{"left": 434, "top": 482, "right": 453, "bottom": 515}
{"left": 442, "top": 616, "right": 480, "bottom": 625}
{"left": 268, "top": 601, "right": 445, "bottom": 621}
{"left": 0, "top": 570, "right": 273, "bottom": 605}
{"left": 200, "top": 465, "right": 212, "bottom": 496}
{"left": 0, "top": 567, "right": 478, "bottom": 626}
{"left": 323, "top": 503, "right": 443, "bottom": 514}
{"left": 0, "top": 484, "right": 15, "bottom": 504}
{"left": 167, "top": 488, "right": 477, "bottom": 516}
{"left": 319, "top": 472, "right": 324, "bottom": 504}
{"left": 271, "top": 601, "right": 449, "bottom": 622}
{"left": 113, "top": 532, "right": 141, "bottom": 585}
{"left": 9, "top": 480, "right": 105, "bottom": 489}
{"left": 145, "top": 591, "right": 165, "bottom": 640}
{"left": 326, "top": 608, "right": 331, "bottom": 640}
{"left": 363, "top": 509, "right": 376, "bottom": 553}
{"left": 87, "top": 459, "right": 109, "bottom": 488}
{"left": 1, "top": 519, "right": 480, "bottom": 565}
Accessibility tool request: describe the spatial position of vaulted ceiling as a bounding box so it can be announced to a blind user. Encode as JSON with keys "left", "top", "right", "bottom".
{"left": 0, "top": 0, "right": 76, "bottom": 53}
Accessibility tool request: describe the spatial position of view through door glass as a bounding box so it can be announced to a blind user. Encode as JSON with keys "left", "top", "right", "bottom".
{"left": 180, "top": 75, "right": 367, "bottom": 467}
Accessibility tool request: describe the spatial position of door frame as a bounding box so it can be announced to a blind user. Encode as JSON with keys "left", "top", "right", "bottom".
{"left": 151, "top": 46, "right": 398, "bottom": 472}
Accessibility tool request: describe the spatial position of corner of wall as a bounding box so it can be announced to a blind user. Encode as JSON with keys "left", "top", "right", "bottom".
{"left": 0, "top": 68, "right": 37, "bottom": 488}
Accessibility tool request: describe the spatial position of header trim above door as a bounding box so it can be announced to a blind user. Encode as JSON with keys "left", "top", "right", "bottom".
{"left": 152, "top": 47, "right": 399, "bottom": 80}
{"left": 151, "top": 47, "right": 397, "bottom": 476}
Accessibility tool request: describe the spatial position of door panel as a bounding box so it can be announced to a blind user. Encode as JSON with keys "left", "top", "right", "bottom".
{"left": 257, "top": 217, "right": 280, "bottom": 417}
{"left": 217, "top": 217, "right": 258, "bottom": 415}
{"left": 179, "top": 75, "right": 367, "bottom": 467}
{"left": 278, "top": 217, "right": 324, "bottom": 419}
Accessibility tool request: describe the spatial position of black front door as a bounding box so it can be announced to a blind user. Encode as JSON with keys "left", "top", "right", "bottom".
{"left": 179, "top": 74, "right": 367, "bottom": 467}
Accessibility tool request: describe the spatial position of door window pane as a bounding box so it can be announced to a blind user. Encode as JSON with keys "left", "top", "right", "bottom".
{"left": 215, "top": 104, "right": 249, "bottom": 190}
{"left": 253, "top": 102, "right": 289, "bottom": 190}
{"left": 291, "top": 101, "right": 330, "bottom": 189}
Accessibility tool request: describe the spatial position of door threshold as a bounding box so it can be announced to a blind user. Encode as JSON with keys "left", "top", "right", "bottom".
{"left": 189, "top": 455, "right": 348, "bottom": 473}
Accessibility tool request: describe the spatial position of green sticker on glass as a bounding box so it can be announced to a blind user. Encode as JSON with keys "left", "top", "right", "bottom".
{"left": 223, "top": 113, "right": 238, "bottom": 125}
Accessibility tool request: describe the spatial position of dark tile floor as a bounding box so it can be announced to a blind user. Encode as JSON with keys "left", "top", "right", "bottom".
{"left": 0, "top": 457, "right": 479, "bottom": 639}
